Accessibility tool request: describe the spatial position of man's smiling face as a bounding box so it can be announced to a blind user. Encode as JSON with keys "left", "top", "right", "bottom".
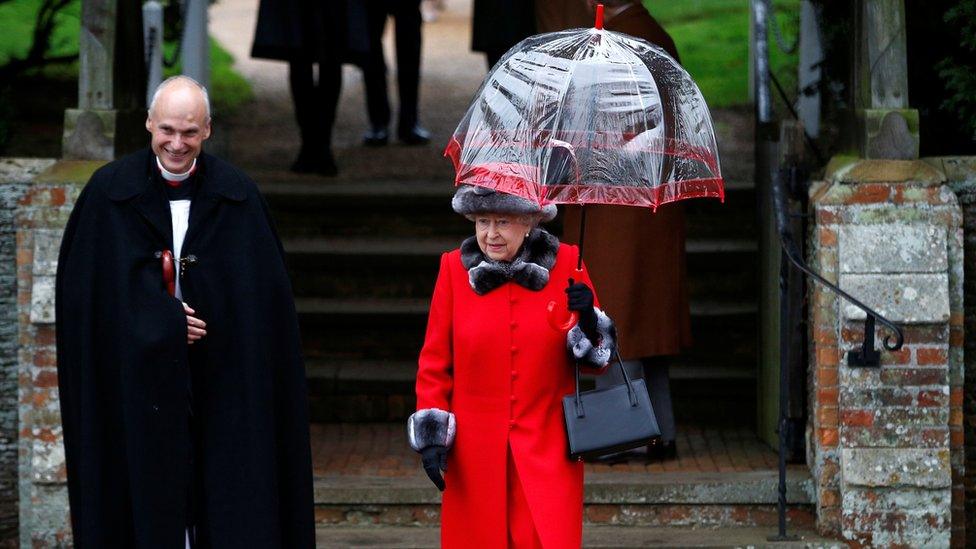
{"left": 146, "top": 82, "right": 211, "bottom": 173}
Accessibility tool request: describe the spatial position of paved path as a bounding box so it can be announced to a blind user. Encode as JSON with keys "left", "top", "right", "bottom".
{"left": 310, "top": 423, "right": 787, "bottom": 479}
{"left": 208, "top": 0, "right": 752, "bottom": 183}
{"left": 209, "top": 0, "right": 486, "bottom": 180}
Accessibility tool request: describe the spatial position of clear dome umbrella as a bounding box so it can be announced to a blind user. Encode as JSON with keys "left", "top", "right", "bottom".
{"left": 445, "top": 8, "right": 723, "bottom": 211}
{"left": 444, "top": 6, "right": 725, "bottom": 329}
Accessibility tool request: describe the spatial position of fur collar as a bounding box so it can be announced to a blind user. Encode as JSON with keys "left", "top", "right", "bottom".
{"left": 460, "top": 228, "right": 559, "bottom": 295}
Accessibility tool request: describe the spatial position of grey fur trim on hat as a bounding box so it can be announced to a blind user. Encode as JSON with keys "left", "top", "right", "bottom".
{"left": 460, "top": 228, "right": 559, "bottom": 295}
{"left": 452, "top": 185, "right": 557, "bottom": 222}
{"left": 567, "top": 308, "right": 617, "bottom": 368}
{"left": 407, "top": 408, "right": 457, "bottom": 452}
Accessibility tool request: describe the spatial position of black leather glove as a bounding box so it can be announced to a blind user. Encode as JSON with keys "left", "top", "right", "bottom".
{"left": 566, "top": 282, "right": 599, "bottom": 343}
{"left": 420, "top": 445, "right": 448, "bottom": 491}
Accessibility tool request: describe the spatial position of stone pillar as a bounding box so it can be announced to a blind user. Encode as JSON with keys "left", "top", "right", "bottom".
{"left": 16, "top": 162, "right": 101, "bottom": 547}
{"left": 808, "top": 157, "right": 964, "bottom": 546}
{"left": 62, "top": 0, "right": 146, "bottom": 160}
{"left": 853, "top": 0, "right": 919, "bottom": 159}
{"left": 934, "top": 157, "right": 976, "bottom": 545}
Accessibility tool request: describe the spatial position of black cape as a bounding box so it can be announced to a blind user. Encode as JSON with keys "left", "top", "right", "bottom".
{"left": 55, "top": 148, "right": 314, "bottom": 548}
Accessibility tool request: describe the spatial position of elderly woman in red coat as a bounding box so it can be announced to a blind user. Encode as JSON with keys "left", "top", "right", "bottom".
{"left": 408, "top": 185, "right": 617, "bottom": 548}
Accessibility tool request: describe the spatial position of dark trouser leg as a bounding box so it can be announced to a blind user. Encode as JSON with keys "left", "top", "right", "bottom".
{"left": 363, "top": 3, "right": 392, "bottom": 129}
{"left": 485, "top": 48, "right": 507, "bottom": 71}
{"left": 319, "top": 62, "right": 341, "bottom": 150}
{"left": 288, "top": 59, "right": 321, "bottom": 155}
{"left": 391, "top": 0, "right": 422, "bottom": 131}
{"left": 643, "top": 357, "right": 676, "bottom": 443}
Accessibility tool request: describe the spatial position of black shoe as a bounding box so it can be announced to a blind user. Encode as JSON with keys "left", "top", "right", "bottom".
{"left": 290, "top": 150, "right": 319, "bottom": 173}
{"left": 363, "top": 126, "right": 389, "bottom": 147}
{"left": 318, "top": 152, "right": 339, "bottom": 177}
{"left": 290, "top": 150, "right": 338, "bottom": 177}
{"left": 398, "top": 124, "right": 431, "bottom": 146}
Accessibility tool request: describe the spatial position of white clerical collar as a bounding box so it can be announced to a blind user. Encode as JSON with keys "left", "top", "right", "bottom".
{"left": 156, "top": 156, "right": 197, "bottom": 183}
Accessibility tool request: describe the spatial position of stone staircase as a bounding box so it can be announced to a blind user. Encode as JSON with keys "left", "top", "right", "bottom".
{"left": 255, "top": 176, "right": 839, "bottom": 546}
{"left": 260, "top": 178, "right": 760, "bottom": 424}
{"left": 312, "top": 471, "right": 836, "bottom": 548}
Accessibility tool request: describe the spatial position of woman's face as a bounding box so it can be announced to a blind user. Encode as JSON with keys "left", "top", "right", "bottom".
{"left": 475, "top": 213, "right": 531, "bottom": 262}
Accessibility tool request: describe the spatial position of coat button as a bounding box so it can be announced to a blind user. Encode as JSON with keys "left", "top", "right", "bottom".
{"left": 509, "top": 420, "right": 516, "bottom": 428}
{"left": 510, "top": 395, "right": 517, "bottom": 402}
{"left": 510, "top": 346, "right": 518, "bottom": 354}
{"left": 510, "top": 321, "right": 517, "bottom": 328}
{"left": 511, "top": 370, "right": 517, "bottom": 378}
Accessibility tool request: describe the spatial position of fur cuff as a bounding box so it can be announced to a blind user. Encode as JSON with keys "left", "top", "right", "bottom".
{"left": 567, "top": 308, "right": 617, "bottom": 368}
{"left": 407, "top": 408, "right": 457, "bottom": 452}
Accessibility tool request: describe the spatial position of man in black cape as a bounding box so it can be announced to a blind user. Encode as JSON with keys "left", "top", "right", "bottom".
{"left": 55, "top": 76, "right": 314, "bottom": 548}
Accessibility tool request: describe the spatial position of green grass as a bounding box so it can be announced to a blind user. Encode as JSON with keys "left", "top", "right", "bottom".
{"left": 0, "top": 0, "right": 82, "bottom": 66}
{"left": 644, "top": 0, "right": 800, "bottom": 108}
{"left": 0, "top": 0, "right": 252, "bottom": 115}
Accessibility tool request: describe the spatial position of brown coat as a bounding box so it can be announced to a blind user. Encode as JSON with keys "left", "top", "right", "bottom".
{"left": 534, "top": 0, "right": 592, "bottom": 33}
{"left": 562, "top": 4, "right": 691, "bottom": 359}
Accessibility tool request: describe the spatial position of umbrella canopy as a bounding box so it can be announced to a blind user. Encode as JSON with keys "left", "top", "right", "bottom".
{"left": 445, "top": 25, "right": 724, "bottom": 210}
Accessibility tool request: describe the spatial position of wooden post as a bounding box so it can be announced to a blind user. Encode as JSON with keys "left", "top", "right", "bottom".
{"left": 853, "top": 0, "right": 918, "bottom": 159}
{"left": 62, "top": 0, "right": 146, "bottom": 160}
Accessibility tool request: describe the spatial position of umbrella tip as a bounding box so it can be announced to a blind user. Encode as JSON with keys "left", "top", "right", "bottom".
{"left": 595, "top": 3, "right": 604, "bottom": 29}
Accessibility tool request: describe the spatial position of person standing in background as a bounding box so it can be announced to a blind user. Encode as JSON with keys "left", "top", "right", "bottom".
{"left": 252, "top": 0, "right": 355, "bottom": 176}
{"left": 361, "top": 0, "right": 431, "bottom": 147}
{"left": 534, "top": 0, "right": 592, "bottom": 32}
{"left": 561, "top": 0, "right": 688, "bottom": 461}
{"left": 472, "top": 0, "right": 537, "bottom": 70}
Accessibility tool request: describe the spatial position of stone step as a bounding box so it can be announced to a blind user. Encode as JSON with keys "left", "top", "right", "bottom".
{"left": 283, "top": 236, "right": 758, "bottom": 257}
{"left": 315, "top": 470, "right": 813, "bottom": 505}
{"left": 315, "top": 525, "right": 844, "bottom": 548}
{"left": 295, "top": 297, "right": 757, "bottom": 319}
{"left": 305, "top": 359, "right": 757, "bottom": 387}
{"left": 313, "top": 471, "right": 820, "bottom": 532}
{"left": 303, "top": 358, "right": 757, "bottom": 422}
{"left": 284, "top": 235, "right": 758, "bottom": 301}
{"left": 261, "top": 179, "right": 758, "bottom": 240}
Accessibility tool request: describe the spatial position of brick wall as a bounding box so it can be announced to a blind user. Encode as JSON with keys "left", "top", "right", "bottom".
{"left": 0, "top": 159, "right": 54, "bottom": 545}
{"left": 16, "top": 160, "right": 97, "bottom": 547}
{"left": 807, "top": 158, "right": 964, "bottom": 546}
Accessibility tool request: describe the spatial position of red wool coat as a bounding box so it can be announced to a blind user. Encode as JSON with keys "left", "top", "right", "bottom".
{"left": 416, "top": 243, "right": 601, "bottom": 548}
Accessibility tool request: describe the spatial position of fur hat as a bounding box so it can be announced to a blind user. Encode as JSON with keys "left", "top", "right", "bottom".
{"left": 452, "top": 185, "right": 557, "bottom": 222}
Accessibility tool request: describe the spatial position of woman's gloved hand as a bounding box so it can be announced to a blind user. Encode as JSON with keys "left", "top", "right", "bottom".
{"left": 421, "top": 445, "right": 448, "bottom": 491}
{"left": 566, "top": 282, "right": 599, "bottom": 343}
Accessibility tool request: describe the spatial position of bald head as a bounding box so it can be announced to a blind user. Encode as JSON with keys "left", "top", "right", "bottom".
{"left": 146, "top": 76, "right": 212, "bottom": 173}
{"left": 148, "top": 76, "right": 211, "bottom": 121}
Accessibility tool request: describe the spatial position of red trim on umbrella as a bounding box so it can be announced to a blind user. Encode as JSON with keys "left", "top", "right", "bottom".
{"left": 450, "top": 160, "right": 724, "bottom": 211}
{"left": 443, "top": 134, "right": 725, "bottom": 210}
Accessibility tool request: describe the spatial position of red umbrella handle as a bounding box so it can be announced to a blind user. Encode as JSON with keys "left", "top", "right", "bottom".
{"left": 546, "top": 301, "right": 579, "bottom": 333}
{"left": 546, "top": 271, "right": 584, "bottom": 332}
{"left": 160, "top": 250, "right": 176, "bottom": 297}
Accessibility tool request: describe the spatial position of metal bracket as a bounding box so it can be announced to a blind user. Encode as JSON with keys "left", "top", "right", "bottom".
{"left": 847, "top": 314, "right": 881, "bottom": 367}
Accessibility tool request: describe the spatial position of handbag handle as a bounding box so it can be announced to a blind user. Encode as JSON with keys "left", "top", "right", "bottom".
{"left": 574, "top": 350, "right": 639, "bottom": 418}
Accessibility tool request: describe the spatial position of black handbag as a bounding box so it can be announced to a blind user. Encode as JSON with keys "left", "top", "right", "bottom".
{"left": 562, "top": 352, "right": 660, "bottom": 460}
